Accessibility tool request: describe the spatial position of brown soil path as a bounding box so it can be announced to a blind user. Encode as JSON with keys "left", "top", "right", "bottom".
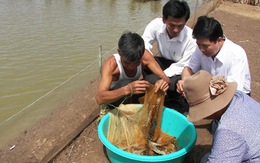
{"left": 0, "top": 1, "right": 259, "bottom": 163}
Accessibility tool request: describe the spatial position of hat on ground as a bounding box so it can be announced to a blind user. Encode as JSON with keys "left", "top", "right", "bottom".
{"left": 183, "top": 70, "right": 237, "bottom": 122}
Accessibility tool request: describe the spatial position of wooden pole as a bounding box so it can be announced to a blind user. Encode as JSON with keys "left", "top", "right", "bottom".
{"left": 98, "top": 44, "right": 102, "bottom": 74}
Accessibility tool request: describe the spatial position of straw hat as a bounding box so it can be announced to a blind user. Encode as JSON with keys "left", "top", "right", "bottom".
{"left": 183, "top": 70, "right": 237, "bottom": 122}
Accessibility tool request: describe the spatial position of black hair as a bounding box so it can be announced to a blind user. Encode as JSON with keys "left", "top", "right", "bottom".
{"left": 163, "top": 0, "right": 190, "bottom": 21}
{"left": 193, "top": 16, "right": 224, "bottom": 42}
{"left": 118, "top": 31, "right": 145, "bottom": 62}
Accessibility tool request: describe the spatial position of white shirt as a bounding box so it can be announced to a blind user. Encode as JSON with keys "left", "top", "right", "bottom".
{"left": 110, "top": 53, "right": 142, "bottom": 90}
{"left": 142, "top": 18, "right": 196, "bottom": 77}
{"left": 187, "top": 38, "right": 251, "bottom": 93}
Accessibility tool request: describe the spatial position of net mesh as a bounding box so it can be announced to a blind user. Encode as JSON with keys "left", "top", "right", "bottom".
{"left": 107, "top": 84, "right": 178, "bottom": 155}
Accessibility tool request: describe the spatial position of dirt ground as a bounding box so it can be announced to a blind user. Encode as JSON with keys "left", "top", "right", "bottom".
{"left": 0, "top": 1, "right": 259, "bottom": 163}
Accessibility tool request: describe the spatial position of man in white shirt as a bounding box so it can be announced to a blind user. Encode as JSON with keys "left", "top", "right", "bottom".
{"left": 142, "top": 0, "right": 196, "bottom": 112}
{"left": 177, "top": 16, "right": 251, "bottom": 96}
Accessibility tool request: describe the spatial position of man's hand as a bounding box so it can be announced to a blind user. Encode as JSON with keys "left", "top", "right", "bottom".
{"left": 154, "top": 79, "right": 169, "bottom": 92}
{"left": 128, "top": 80, "right": 150, "bottom": 95}
{"left": 176, "top": 80, "right": 186, "bottom": 97}
{"left": 161, "top": 75, "right": 171, "bottom": 86}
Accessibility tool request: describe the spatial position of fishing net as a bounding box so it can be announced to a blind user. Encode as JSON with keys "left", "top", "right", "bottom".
{"left": 107, "top": 84, "right": 179, "bottom": 155}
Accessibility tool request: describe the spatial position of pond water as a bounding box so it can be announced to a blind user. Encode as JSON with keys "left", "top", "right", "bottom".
{"left": 0, "top": 0, "right": 205, "bottom": 147}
